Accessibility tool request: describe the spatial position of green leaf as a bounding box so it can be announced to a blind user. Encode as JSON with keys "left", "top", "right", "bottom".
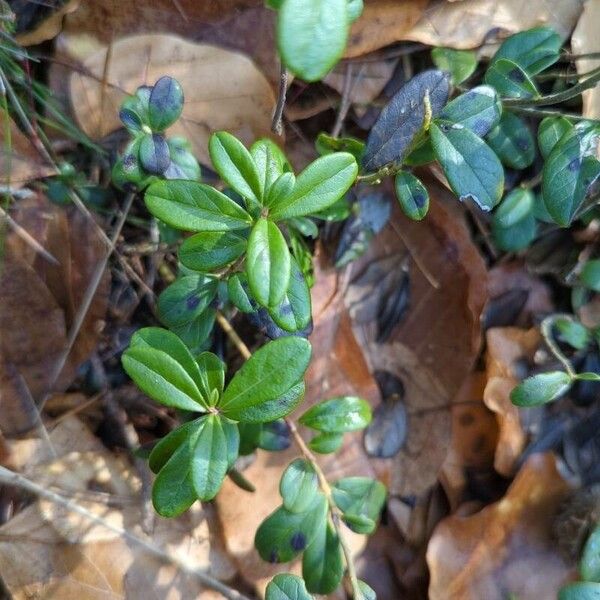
{"left": 431, "top": 47, "right": 477, "bottom": 85}
{"left": 439, "top": 85, "right": 502, "bottom": 137}
{"left": 250, "top": 138, "right": 291, "bottom": 196}
{"left": 145, "top": 180, "right": 252, "bottom": 232}
{"left": 362, "top": 70, "right": 450, "bottom": 171}
{"left": 196, "top": 352, "right": 226, "bottom": 403}
{"left": 149, "top": 418, "right": 202, "bottom": 474}
{"left": 179, "top": 231, "right": 247, "bottom": 272}
{"left": 559, "top": 582, "right": 600, "bottom": 600}
{"left": 222, "top": 417, "right": 240, "bottom": 470}
{"left": 358, "top": 580, "right": 377, "bottom": 600}
{"left": 230, "top": 381, "right": 305, "bottom": 424}
{"left": 259, "top": 420, "right": 291, "bottom": 451}
{"left": 302, "top": 520, "right": 343, "bottom": 594}
{"left": 280, "top": 459, "right": 319, "bottom": 513}
{"left": 266, "top": 172, "right": 296, "bottom": 209}
{"left": 219, "top": 337, "right": 312, "bottom": 420}
{"left": 300, "top": 396, "right": 372, "bottom": 433}
{"left": 148, "top": 76, "right": 184, "bottom": 131}
{"left": 269, "top": 153, "right": 358, "bottom": 220}
{"left": 265, "top": 574, "right": 314, "bottom": 600}
{"left": 255, "top": 493, "right": 328, "bottom": 562}
{"left": 165, "top": 136, "right": 201, "bottom": 181}
{"left": 542, "top": 124, "right": 600, "bottom": 226}
{"left": 170, "top": 309, "right": 216, "bottom": 356}
{"left": 209, "top": 131, "right": 263, "bottom": 204}
{"left": 555, "top": 317, "right": 590, "bottom": 351}
{"left": 581, "top": 524, "right": 600, "bottom": 582}
{"left": 346, "top": 0, "right": 363, "bottom": 23}
{"left": 277, "top": 0, "right": 349, "bottom": 82}
{"left": 485, "top": 58, "right": 539, "bottom": 98}
{"left": 152, "top": 433, "right": 197, "bottom": 517}
{"left": 157, "top": 275, "right": 217, "bottom": 329}
{"left": 246, "top": 218, "right": 291, "bottom": 307}
{"left": 268, "top": 257, "right": 312, "bottom": 332}
{"left": 486, "top": 112, "right": 536, "bottom": 170}
{"left": 190, "top": 414, "right": 228, "bottom": 500}
{"left": 404, "top": 137, "right": 435, "bottom": 167}
{"left": 139, "top": 133, "right": 170, "bottom": 175}
{"left": 490, "top": 26, "right": 561, "bottom": 75}
{"left": 492, "top": 210, "right": 536, "bottom": 252}
{"left": 538, "top": 116, "right": 573, "bottom": 160}
{"left": 227, "top": 273, "right": 255, "bottom": 313}
{"left": 315, "top": 132, "right": 365, "bottom": 162}
{"left": 430, "top": 120, "right": 504, "bottom": 211}
{"left": 332, "top": 476, "right": 386, "bottom": 534}
{"left": 394, "top": 171, "right": 429, "bottom": 221}
{"left": 308, "top": 431, "right": 344, "bottom": 454}
{"left": 493, "top": 188, "right": 534, "bottom": 229}
{"left": 582, "top": 260, "right": 600, "bottom": 292}
{"left": 510, "top": 371, "right": 572, "bottom": 407}
{"left": 575, "top": 372, "right": 600, "bottom": 382}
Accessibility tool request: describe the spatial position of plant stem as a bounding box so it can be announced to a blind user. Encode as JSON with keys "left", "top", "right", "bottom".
{"left": 271, "top": 62, "right": 288, "bottom": 136}
{"left": 0, "top": 465, "right": 252, "bottom": 600}
{"left": 540, "top": 315, "right": 576, "bottom": 378}
{"left": 505, "top": 105, "right": 600, "bottom": 122}
{"left": 215, "top": 310, "right": 364, "bottom": 599}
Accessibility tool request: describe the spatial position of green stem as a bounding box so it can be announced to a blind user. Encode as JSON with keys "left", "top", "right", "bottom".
{"left": 540, "top": 315, "right": 576, "bottom": 378}
{"left": 505, "top": 105, "right": 600, "bottom": 122}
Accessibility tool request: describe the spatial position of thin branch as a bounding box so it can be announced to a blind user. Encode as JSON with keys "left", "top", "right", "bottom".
{"left": 505, "top": 104, "right": 600, "bottom": 123}
{"left": 540, "top": 315, "right": 576, "bottom": 378}
{"left": 271, "top": 63, "right": 288, "bottom": 136}
{"left": 331, "top": 62, "right": 354, "bottom": 138}
{"left": 0, "top": 465, "right": 251, "bottom": 600}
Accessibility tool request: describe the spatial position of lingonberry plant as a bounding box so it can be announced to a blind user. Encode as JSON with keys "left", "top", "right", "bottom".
{"left": 114, "top": 20, "right": 600, "bottom": 599}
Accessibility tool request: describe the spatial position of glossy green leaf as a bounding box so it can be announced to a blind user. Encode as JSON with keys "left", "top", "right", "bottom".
{"left": 277, "top": 0, "right": 349, "bottom": 82}
{"left": 268, "top": 257, "right": 312, "bottom": 332}
{"left": 152, "top": 434, "right": 197, "bottom": 517}
{"left": 196, "top": 352, "right": 226, "bottom": 403}
{"left": 139, "top": 133, "right": 170, "bottom": 175}
{"left": 265, "top": 574, "right": 314, "bottom": 600}
{"left": 266, "top": 172, "right": 296, "bottom": 209}
{"left": 302, "top": 521, "right": 343, "bottom": 594}
{"left": 346, "top": 0, "right": 363, "bottom": 22}
{"left": 269, "top": 153, "right": 358, "bottom": 220}
{"left": 209, "top": 131, "right": 263, "bottom": 204}
{"left": 165, "top": 137, "right": 201, "bottom": 181}
{"left": 149, "top": 418, "right": 202, "bottom": 474}
{"left": 542, "top": 124, "right": 600, "bottom": 226}
{"left": 179, "top": 231, "right": 247, "bottom": 272}
{"left": 246, "top": 218, "right": 291, "bottom": 307}
{"left": 581, "top": 524, "right": 600, "bottom": 582}
{"left": 221, "top": 417, "right": 240, "bottom": 470}
{"left": 358, "top": 580, "right": 377, "bottom": 600}
{"left": 555, "top": 317, "right": 590, "bottom": 350}
{"left": 404, "top": 138, "right": 435, "bottom": 167}
{"left": 510, "top": 371, "right": 572, "bottom": 407}
{"left": 255, "top": 493, "right": 328, "bottom": 562}
{"left": 394, "top": 171, "right": 429, "bottom": 221}
{"left": 492, "top": 210, "right": 536, "bottom": 252}
{"left": 191, "top": 414, "right": 228, "bottom": 500}
{"left": 493, "top": 188, "right": 534, "bottom": 229}
{"left": 431, "top": 47, "right": 477, "bottom": 85}
{"left": 490, "top": 26, "right": 561, "bottom": 75}
{"left": 287, "top": 216, "right": 318, "bottom": 239}
{"left": 558, "top": 582, "right": 600, "bottom": 600}
{"left": 227, "top": 273, "right": 255, "bottom": 313}
{"left": 308, "top": 431, "right": 344, "bottom": 454}
{"left": 157, "top": 275, "right": 217, "bottom": 329}
{"left": 430, "top": 120, "right": 504, "bottom": 211}
{"left": 170, "top": 309, "right": 216, "bottom": 356}
{"left": 250, "top": 138, "right": 291, "bottom": 195}
{"left": 582, "top": 260, "right": 600, "bottom": 292}
{"left": 145, "top": 180, "right": 252, "bottom": 232}
{"left": 439, "top": 86, "right": 501, "bottom": 137}
{"left": 259, "top": 420, "right": 291, "bottom": 451}
{"left": 362, "top": 70, "right": 450, "bottom": 171}
{"left": 332, "top": 476, "right": 386, "bottom": 534}
{"left": 538, "top": 116, "right": 573, "bottom": 159}
{"left": 486, "top": 112, "right": 536, "bottom": 170}
{"left": 280, "top": 459, "right": 319, "bottom": 513}
{"left": 147, "top": 76, "right": 184, "bottom": 131}
{"left": 575, "top": 372, "right": 600, "bottom": 382}
{"left": 315, "top": 132, "right": 365, "bottom": 162}
{"left": 219, "top": 337, "right": 311, "bottom": 419}
{"left": 300, "top": 396, "right": 372, "bottom": 433}
{"left": 342, "top": 512, "right": 376, "bottom": 535}
{"left": 485, "top": 58, "right": 539, "bottom": 98}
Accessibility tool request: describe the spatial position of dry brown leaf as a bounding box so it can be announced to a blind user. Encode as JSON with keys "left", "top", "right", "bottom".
{"left": 484, "top": 327, "right": 540, "bottom": 476}
{"left": 427, "top": 452, "right": 576, "bottom": 600}
{"left": 15, "top": 0, "right": 81, "bottom": 46}
{"left": 0, "top": 113, "right": 56, "bottom": 187}
{"left": 345, "top": 178, "right": 488, "bottom": 497}
{"left": 216, "top": 252, "right": 381, "bottom": 596}
{"left": 0, "top": 196, "right": 109, "bottom": 434}
{"left": 68, "top": 34, "right": 277, "bottom": 166}
{"left": 0, "top": 417, "right": 236, "bottom": 600}
{"left": 572, "top": 0, "right": 600, "bottom": 119}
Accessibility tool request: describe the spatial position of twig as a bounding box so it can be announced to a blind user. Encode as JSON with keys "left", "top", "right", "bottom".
{"left": 0, "top": 465, "right": 251, "bottom": 600}
{"left": 215, "top": 310, "right": 364, "bottom": 599}
{"left": 505, "top": 105, "right": 600, "bottom": 123}
{"left": 540, "top": 315, "right": 576, "bottom": 378}
{"left": 331, "top": 62, "right": 354, "bottom": 138}
{"left": 271, "top": 63, "right": 288, "bottom": 136}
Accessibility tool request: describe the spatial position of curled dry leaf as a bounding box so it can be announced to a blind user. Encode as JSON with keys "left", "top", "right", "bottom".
{"left": 484, "top": 327, "right": 541, "bottom": 476}
{"left": 344, "top": 177, "right": 488, "bottom": 497}
{"left": 215, "top": 250, "right": 381, "bottom": 596}
{"left": 427, "top": 453, "right": 576, "bottom": 600}
{"left": 572, "top": 0, "right": 600, "bottom": 119}
{"left": 15, "top": 0, "right": 81, "bottom": 46}
{"left": 0, "top": 196, "right": 109, "bottom": 435}
{"left": 69, "top": 34, "right": 276, "bottom": 165}
{"left": 0, "top": 417, "right": 236, "bottom": 599}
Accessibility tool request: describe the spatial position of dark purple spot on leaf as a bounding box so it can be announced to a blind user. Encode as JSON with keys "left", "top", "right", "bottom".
{"left": 187, "top": 294, "right": 201, "bottom": 310}
{"left": 269, "top": 549, "right": 279, "bottom": 563}
{"left": 509, "top": 68, "right": 526, "bottom": 83}
{"left": 568, "top": 158, "right": 581, "bottom": 172}
{"left": 413, "top": 193, "right": 426, "bottom": 208}
{"left": 290, "top": 532, "right": 306, "bottom": 551}
{"left": 516, "top": 137, "right": 531, "bottom": 151}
